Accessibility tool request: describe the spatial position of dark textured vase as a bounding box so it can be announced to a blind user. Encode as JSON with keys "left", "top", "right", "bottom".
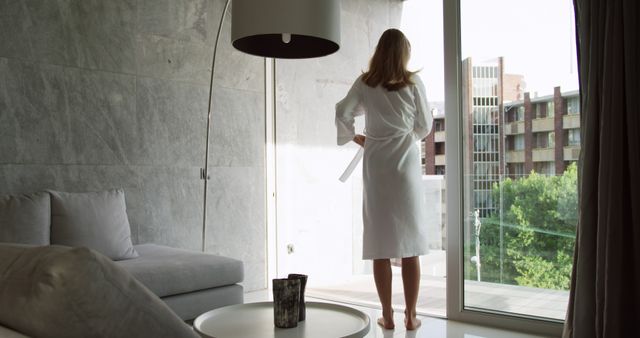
{"left": 287, "top": 274, "right": 308, "bottom": 321}
{"left": 272, "top": 278, "right": 300, "bottom": 328}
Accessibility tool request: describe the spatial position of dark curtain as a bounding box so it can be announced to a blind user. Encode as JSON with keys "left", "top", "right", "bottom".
{"left": 564, "top": 0, "right": 640, "bottom": 337}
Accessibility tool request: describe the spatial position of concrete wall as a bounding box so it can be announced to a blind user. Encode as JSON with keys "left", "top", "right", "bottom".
{"left": 0, "top": 0, "right": 266, "bottom": 291}
{"left": 0, "top": 0, "right": 405, "bottom": 291}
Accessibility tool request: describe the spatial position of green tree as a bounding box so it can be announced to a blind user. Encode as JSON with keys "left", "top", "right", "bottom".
{"left": 470, "top": 163, "right": 578, "bottom": 290}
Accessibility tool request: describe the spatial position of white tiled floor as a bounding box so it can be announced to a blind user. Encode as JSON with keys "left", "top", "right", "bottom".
{"left": 307, "top": 274, "right": 569, "bottom": 320}
{"left": 244, "top": 290, "right": 550, "bottom": 338}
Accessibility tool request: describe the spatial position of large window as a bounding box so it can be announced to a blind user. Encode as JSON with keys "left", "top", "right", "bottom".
{"left": 507, "top": 134, "right": 525, "bottom": 151}
{"left": 533, "top": 131, "right": 555, "bottom": 149}
{"left": 547, "top": 101, "right": 555, "bottom": 116}
{"left": 505, "top": 106, "right": 525, "bottom": 122}
{"left": 534, "top": 162, "right": 556, "bottom": 176}
{"left": 517, "top": 106, "right": 525, "bottom": 121}
{"left": 460, "top": 0, "right": 579, "bottom": 322}
{"left": 507, "top": 163, "right": 525, "bottom": 178}
{"left": 567, "top": 129, "right": 581, "bottom": 146}
{"left": 534, "top": 103, "right": 543, "bottom": 118}
{"left": 566, "top": 96, "right": 580, "bottom": 115}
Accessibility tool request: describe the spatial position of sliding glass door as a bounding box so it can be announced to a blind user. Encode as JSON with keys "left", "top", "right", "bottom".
{"left": 445, "top": 0, "right": 578, "bottom": 334}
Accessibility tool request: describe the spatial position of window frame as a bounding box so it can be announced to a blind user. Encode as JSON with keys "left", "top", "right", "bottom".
{"left": 443, "top": 0, "right": 564, "bottom": 335}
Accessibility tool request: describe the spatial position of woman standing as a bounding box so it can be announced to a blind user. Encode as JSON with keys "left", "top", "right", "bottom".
{"left": 335, "top": 28, "right": 432, "bottom": 330}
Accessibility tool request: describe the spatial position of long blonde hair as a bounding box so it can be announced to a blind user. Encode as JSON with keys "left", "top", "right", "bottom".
{"left": 362, "top": 28, "right": 416, "bottom": 91}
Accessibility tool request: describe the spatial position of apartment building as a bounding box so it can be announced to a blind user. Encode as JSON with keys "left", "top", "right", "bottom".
{"left": 421, "top": 57, "right": 580, "bottom": 215}
{"left": 423, "top": 105, "right": 446, "bottom": 175}
{"left": 422, "top": 88, "right": 580, "bottom": 178}
{"left": 504, "top": 89, "right": 581, "bottom": 178}
{"left": 463, "top": 57, "right": 503, "bottom": 217}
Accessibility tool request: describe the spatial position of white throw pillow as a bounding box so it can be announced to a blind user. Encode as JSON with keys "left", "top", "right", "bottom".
{"left": 0, "top": 244, "right": 198, "bottom": 338}
{"left": 0, "top": 192, "right": 50, "bottom": 245}
{"left": 50, "top": 189, "right": 138, "bottom": 260}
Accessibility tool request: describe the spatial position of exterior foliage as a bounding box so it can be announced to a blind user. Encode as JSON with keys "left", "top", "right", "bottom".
{"left": 466, "top": 163, "right": 578, "bottom": 290}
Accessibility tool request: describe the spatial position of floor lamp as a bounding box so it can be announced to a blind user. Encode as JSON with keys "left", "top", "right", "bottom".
{"left": 201, "top": 0, "right": 341, "bottom": 251}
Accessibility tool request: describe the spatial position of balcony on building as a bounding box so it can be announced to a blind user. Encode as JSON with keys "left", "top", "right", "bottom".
{"left": 531, "top": 95, "right": 556, "bottom": 132}
{"left": 563, "top": 114, "right": 580, "bottom": 129}
{"left": 504, "top": 103, "right": 525, "bottom": 136}
{"left": 533, "top": 148, "right": 555, "bottom": 162}
{"left": 433, "top": 109, "right": 446, "bottom": 141}
{"left": 564, "top": 146, "right": 580, "bottom": 161}
{"left": 532, "top": 117, "right": 555, "bottom": 132}
{"left": 505, "top": 150, "right": 525, "bottom": 163}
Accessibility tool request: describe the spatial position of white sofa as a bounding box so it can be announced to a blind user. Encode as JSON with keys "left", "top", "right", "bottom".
{"left": 0, "top": 190, "right": 245, "bottom": 336}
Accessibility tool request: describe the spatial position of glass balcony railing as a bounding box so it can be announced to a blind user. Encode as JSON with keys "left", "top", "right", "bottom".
{"left": 462, "top": 164, "right": 578, "bottom": 320}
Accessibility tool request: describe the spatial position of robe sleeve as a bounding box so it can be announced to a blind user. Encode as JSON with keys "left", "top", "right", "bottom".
{"left": 335, "top": 77, "right": 365, "bottom": 146}
{"left": 412, "top": 75, "right": 433, "bottom": 141}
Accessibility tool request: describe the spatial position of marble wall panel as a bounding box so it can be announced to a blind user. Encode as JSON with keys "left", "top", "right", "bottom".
{"left": 206, "top": 166, "right": 266, "bottom": 292}
{"left": 134, "top": 0, "right": 264, "bottom": 92}
{"left": 135, "top": 34, "right": 214, "bottom": 86}
{"left": 0, "top": 58, "right": 8, "bottom": 113}
{"left": 0, "top": 58, "right": 210, "bottom": 167}
{"left": 0, "top": 1, "right": 30, "bottom": 59}
{"left": 331, "top": 11, "right": 373, "bottom": 78}
{"left": 342, "top": 0, "right": 402, "bottom": 33}
{"left": 0, "top": 0, "right": 67, "bottom": 64}
{"left": 127, "top": 166, "right": 203, "bottom": 250}
{"left": 212, "top": 3, "right": 264, "bottom": 93}
{"left": 134, "top": 0, "right": 223, "bottom": 86}
{"left": 62, "top": 0, "right": 137, "bottom": 73}
{"left": 208, "top": 85, "right": 265, "bottom": 168}
{"left": 134, "top": 76, "right": 207, "bottom": 166}
{"left": 63, "top": 68, "right": 137, "bottom": 165}
{"left": 0, "top": 0, "right": 137, "bottom": 73}
{"left": 0, "top": 58, "right": 69, "bottom": 164}
{"left": 137, "top": 0, "right": 220, "bottom": 44}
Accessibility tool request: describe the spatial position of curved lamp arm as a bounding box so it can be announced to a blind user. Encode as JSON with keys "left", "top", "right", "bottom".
{"left": 201, "top": 0, "right": 231, "bottom": 252}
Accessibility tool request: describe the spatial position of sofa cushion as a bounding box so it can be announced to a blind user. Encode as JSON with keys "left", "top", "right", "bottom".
{"left": 0, "top": 325, "right": 28, "bottom": 338}
{"left": 0, "top": 244, "right": 198, "bottom": 338}
{"left": 50, "top": 189, "right": 138, "bottom": 260}
{"left": 0, "top": 192, "right": 50, "bottom": 245}
{"left": 117, "top": 244, "right": 244, "bottom": 298}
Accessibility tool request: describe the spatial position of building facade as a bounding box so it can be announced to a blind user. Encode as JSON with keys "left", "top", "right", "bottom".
{"left": 422, "top": 107, "right": 446, "bottom": 175}
{"left": 503, "top": 89, "right": 581, "bottom": 178}
{"left": 421, "top": 57, "right": 581, "bottom": 216}
{"left": 463, "top": 57, "right": 504, "bottom": 217}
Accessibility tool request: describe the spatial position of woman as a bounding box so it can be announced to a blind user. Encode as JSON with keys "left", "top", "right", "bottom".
{"left": 335, "top": 28, "right": 432, "bottom": 331}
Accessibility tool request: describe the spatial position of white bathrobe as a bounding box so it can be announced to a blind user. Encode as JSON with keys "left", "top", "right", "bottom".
{"left": 335, "top": 75, "right": 433, "bottom": 259}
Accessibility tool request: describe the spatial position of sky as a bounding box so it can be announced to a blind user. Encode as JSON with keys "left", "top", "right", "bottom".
{"left": 400, "top": 0, "right": 579, "bottom": 102}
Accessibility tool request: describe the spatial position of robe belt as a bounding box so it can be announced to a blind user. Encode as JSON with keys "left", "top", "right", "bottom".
{"left": 339, "top": 129, "right": 413, "bottom": 182}
{"left": 363, "top": 128, "right": 413, "bottom": 141}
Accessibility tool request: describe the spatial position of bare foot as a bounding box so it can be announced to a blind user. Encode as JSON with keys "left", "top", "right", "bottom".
{"left": 377, "top": 316, "right": 395, "bottom": 330}
{"left": 404, "top": 311, "right": 422, "bottom": 330}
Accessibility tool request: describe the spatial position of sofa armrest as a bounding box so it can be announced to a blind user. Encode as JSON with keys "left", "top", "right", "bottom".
{"left": 0, "top": 324, "right": 29, "bottom": 338}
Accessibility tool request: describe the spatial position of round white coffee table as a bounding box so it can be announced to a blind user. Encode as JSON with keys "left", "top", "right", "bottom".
{"left": 194, "top": 301, "right": 370, "bottom": 338}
